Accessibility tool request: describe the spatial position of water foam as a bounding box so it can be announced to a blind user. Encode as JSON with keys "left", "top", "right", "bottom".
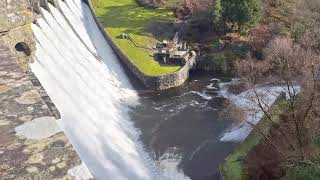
{"left": 219, "top": 80, "right": 300, "bottom": 142}
{"left": 30, "top": 0, "right": 190, "bottom": 179}
{"left": 157, "top": 147, "right": 191, "bottom": 180}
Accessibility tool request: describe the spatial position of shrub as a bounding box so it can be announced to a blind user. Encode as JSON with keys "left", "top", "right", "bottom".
{"left": 284, "top": 163, "right": 320, "bottom": 180}
{"left": 220, "top": 0, "right": 261, "bottom": 33}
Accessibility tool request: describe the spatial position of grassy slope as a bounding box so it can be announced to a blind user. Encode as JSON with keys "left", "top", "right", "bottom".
{"left": 91, "top": 0, "right": 181, "bottom": 76}
{"left": 219, "top": 99, "right": 288, "bottom": 180}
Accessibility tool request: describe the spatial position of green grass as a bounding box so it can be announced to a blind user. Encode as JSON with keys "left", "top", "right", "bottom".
{"left": 91, "top": 0, "right": 181, "bottom": 76}
{"left": 284, "top": 140, "right": 320, "bottom": 180}
{"left": 219, "top": 99, "right": 288, "bottom": 180}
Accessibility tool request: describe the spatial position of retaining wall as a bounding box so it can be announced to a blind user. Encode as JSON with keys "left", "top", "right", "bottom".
{"left": 87, "top": 0, "right": 196, "bottom": 90}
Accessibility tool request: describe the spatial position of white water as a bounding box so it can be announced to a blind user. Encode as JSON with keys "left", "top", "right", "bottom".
{"left": 30, "top": 0, "right": 190, "bottom": 179}
{"left": 157, "top": 147, "right": 191, "bottom": 180}
{"left": 219, "top": 80, "right": 300, "bottom": 142}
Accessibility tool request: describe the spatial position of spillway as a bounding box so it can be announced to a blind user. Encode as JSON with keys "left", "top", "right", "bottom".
{"left": 30, "top": 0, "right": 169, "bottom": 179}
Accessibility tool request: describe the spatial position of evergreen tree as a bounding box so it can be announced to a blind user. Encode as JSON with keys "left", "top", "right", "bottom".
{"left": 214, "top": 0, "right": 261, "bottom": 33}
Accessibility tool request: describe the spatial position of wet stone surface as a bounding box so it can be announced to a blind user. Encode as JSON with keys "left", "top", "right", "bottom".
{"left": 0, "top": 39, "right": 92, "bottom": 179}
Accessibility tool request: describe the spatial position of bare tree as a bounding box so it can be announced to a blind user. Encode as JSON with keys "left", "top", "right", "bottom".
{"left": 228, "top": 36, "right": 320, "bottom": 164}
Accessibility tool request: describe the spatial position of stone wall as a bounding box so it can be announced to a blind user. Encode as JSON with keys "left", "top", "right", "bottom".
{"left": 87, "top": 0, "right": 197, "bottom": 90}
{"left": 0, "top": 1, "right": 93, "bottom": 179}
{"left": 0, "top": 38, "right": 92, "bottom": 180}
{"left": 0, "top": 0, "right": 38, "bottom": 73}
{"left": 0, "top": 0, "right": 34, "bottom": 32}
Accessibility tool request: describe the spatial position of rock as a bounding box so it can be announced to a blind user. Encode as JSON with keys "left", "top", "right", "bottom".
{"left": 0, "top": 84, "right": 10, "bottom": 93}
{"left": 23, "top": 141, "right": 49, "bottom": 154}
{"left": 27, "top": 106, "right": 34, "bottom": 112}
{"left": 67, "top": 163, "right": 93, "bottom": 180}
{"left": 27, "top": 153, "right": 43, "bottom": 164}
{"left": 57, "top": 162, "right": 67, "bottom": 169}
{"left": 52, "top": 158, "right": 61, "bottom": 164}
{"left": 0, "top": 119, "right": 10, "bottom": 126}
{"left": 19, "top": 115, "right": 33, "bottom": 122}
{"left": 15, "top": 116, "right": 61, "bottom": 140}
{"left": 26, "top": 166, "right": 38, "bottom": 173}
{"left": 15, "top": 90, "right": 40, "bottom": 104}
{"left": 49, "top": 166, "right": 56, "bottom": 172}
{"left": 61, "top": 175, "right": 75, "bottom": 180}
{"left": 7, "top": 142, "right": 22, "bottom": 150}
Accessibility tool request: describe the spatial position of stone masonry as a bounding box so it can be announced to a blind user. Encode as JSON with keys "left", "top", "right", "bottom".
{"left": 0, "top": 0, "right": 93, "bottom": 179}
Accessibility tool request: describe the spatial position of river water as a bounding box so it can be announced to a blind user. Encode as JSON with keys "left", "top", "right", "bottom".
{"left": 131, "top": 72, "right": 239, "bottom": 180}
{"left": 30, "top": 0, "right": 240, "bottom": 179}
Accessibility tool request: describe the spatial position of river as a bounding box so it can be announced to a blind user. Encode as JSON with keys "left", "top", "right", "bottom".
{"left": 30, "top": 0, "right": 241, "bottom": 179}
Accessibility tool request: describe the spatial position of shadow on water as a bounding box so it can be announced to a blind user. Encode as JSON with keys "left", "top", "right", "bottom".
{"left": 80, "top": 1, "right": 239, "bottom": 179}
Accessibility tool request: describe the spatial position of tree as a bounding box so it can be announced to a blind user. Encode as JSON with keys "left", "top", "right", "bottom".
{"left": 220, "top": 0, "right": 261, "bottom": 33}
{"left": 227, "top": 36, "right": 320, "bottom": 165}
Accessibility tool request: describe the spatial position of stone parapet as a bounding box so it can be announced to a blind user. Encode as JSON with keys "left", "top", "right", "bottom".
{"left": 0, "top": 1, "right": 93, "bottom": 179}
{"left": 0, "top": 39, "right": 92, "bottom": 179}
{"left": 0, "top": 0, "right": 34, "bottom": 33}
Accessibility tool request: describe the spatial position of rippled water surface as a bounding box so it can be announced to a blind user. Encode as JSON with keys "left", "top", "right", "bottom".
{"left": 31, "top": 0, "right": 240, "bottom": 179}
{"left": 131, "top": 73, "right": 239, "bottom": 180}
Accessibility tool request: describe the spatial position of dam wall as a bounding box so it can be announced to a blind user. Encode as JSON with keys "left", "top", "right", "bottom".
{"left": 0, "top": 0, "right": 92, "bottom": 179}
{"left": 86, "top": 0, "right": 197, "bottom": 90}
{"left": 1, "top": 0, "right": 59, "bottom": 65}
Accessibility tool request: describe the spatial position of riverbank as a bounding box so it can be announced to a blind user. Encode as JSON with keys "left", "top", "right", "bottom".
{"left": 89, "top": 0, "right": 197, "bottom": 90}
{"left": 91, "top": 0, "right": 179, "bottom": 76}
{"left": 219, "top": 96, "right": 288, "bottom": 180}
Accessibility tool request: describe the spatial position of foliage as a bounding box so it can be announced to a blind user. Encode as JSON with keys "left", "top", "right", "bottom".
{"left": 234, "top": 36, "right": 320, "bottom": 178}
{"left": 290, "top": 0, "right": 320, "bottom": 50}
{"left": 214, "top": 0, "right": 261, "bottom": 33}
{"left": 220, "top": 100, "right": 288, "bottom": 180}
{"left": 92, "top": 0, "right": 181, "bottom": 76}
{"left": 212, "top": 0, "right": 222, "bottom": 24}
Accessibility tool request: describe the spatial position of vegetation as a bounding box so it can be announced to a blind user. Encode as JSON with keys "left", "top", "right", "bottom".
{"left": 213, "top": 0, "right": 261, "bottom": 34}
{"left": 220, "top": 100, "right": 288, "bottom": 180}
{"left": 91, "top": 1, "right": 320, "bottom": 178}
{"left": 219, "top": 0, "right": 261, "bottom": 33}
{"left": 219, "top": 0, "right": 320, "bottom": 178}
{"left": 284, "top": 161, "right": 320, "bottom": 180}
{"left": 91, "top": 0, "right": 181, "bottom": 76}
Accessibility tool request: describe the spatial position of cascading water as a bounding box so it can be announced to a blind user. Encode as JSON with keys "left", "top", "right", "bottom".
{"left": 30, "top": 0, "right": 190, "bottom": 179}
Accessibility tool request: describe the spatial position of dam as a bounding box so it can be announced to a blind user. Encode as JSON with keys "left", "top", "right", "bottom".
{"left": 31, "top": 0, "right": 161, "bottom": 179}
{"left": 29, "top": 0, "right": 236, "bottom": 179}
{"left": 0, "top": 0, "right": 240, "bottom": 178}
{"left": 1, "top": 0, "right": 317, "bottom": 179}
{"left": 1, "top": 0, "right": 286, "bottom": 179}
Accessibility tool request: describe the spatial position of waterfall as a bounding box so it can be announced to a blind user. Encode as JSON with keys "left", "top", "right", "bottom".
{"left": 30, "top": 0, "right": 157, "bottom": 179}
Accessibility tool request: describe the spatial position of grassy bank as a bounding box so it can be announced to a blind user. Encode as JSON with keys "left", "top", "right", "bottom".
{"left": 219, "top": 99, "right": 288, "bottom": 180}
{"left": 91, "top": 0, "right": 181, "bottom": 76}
